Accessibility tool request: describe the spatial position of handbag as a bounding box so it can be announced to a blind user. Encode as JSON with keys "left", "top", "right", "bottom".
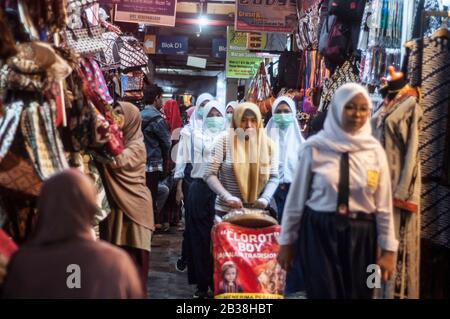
{"left": 117, "top": 36, "right": 148, "bottom": 71}
{"left": 120, "top": 71, "right": 144, "bottom": 93}
{"left": 95, "top": 31, "right": 121, "bottom": 70}
{"left": 65, "top": 25, "right": 106, "bottom": 55}
{"left": 0, "top": 130, "right": 43, "bottom": 197}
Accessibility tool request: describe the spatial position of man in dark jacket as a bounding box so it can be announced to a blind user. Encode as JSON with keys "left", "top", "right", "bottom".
{"left": 141, "top": 85, "right": 171, "bottom": 228}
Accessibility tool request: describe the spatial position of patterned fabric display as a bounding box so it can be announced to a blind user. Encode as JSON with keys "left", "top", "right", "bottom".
{"left": 95, "top": 31, "right": 121, "bottom": 70}
{"left": 120, "top": 71, "right": 144, "bottom": 92}
{"left": 117, "top": 36, "right": 149, "bottom": 70}
{"left": 0, "top": 134, "right": 43, "bottom": 197}
{"left": 0, "top": 101, "right": 24, "bottom": 161}
{"left": 419, "top": 36, "right": 450, "bottom": 248}
{"left": 65, "top": 25, "right": 106, "bottom": 55}
{"left": 80, "top": 58, "right": 114, "bottom": 105}
{"left": 20, "top": 102, "right": 68, "bottom": 181}
{"left": 319, "top": 58, "right": 360, "bottom": 111}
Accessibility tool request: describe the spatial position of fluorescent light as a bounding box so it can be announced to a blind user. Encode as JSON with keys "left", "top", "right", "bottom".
{"left": 198, "top": 16, "right": 208, "bottom": 26}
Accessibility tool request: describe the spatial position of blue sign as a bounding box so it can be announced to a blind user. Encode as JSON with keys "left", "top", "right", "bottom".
{"left": 212, "top": 38, "right": 227, "bottom": 59}
{"left": 156, "top": 36, "right": 188, "bottom": 55}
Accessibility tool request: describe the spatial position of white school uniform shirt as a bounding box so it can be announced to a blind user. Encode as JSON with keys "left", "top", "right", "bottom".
{"left": 278, "top": 145, "right": 399, "bottom": 252}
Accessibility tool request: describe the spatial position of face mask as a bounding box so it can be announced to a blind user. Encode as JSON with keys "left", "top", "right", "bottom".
{"left": 273, "top": 113, "right": 294, "bottom": 129}
{"left": 205, "top": 117, "right": 225, "bottom": 133}
{"left": 226, "top": 113, "right": 233, "bottom": 121}
{"left": 197, "top": 107, "right": 204, "bottom": 119}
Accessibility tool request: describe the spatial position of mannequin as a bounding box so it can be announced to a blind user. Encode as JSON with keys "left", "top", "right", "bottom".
{"left": 372, "top": 66, "right": 422, "bottom": 299}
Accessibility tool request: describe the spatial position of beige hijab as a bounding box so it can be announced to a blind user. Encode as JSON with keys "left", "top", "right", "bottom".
{"left": 231, "top": 103, "right": 274, "bottom": 204}
{"left": 103, "top": 102, "right": 154, "bottom": 230}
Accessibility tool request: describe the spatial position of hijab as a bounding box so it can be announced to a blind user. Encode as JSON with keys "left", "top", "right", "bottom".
{"left": 265, "top": 96, "right": 305, "bottom": 183}
{"left": 2, "top": 169, "right": 144, "bottom": 299}
{"left": 187, "top": 92, "right": 214, "bottom": 132}
{"left": 102, "top": 102, "right": 154, "bottom": 230}
{"left": 302, "top": 83, "right": 382, "bottom": 153}
{"left": 163, "top": 99, "right": 183, "bottom": 135}
{"left": 231, "top": 103, "right": 274, "bottom": 204}
{"left": 225, "top": 101, "right": 238, "bottom": 124}
{"left": 192, "top": 100, "right": 226, "bottom": 163}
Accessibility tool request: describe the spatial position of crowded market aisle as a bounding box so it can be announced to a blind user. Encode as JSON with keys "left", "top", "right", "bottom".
{"left": 147, "top": 230, "right": 195, "bottom": 299}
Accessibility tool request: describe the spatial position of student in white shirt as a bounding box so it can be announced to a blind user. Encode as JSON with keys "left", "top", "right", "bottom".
{"left": 183, "top": 100, "right": 227, "bottom": 299}
{"left": 265, "top": 96, "right": 306, "bottom": 297}
{"left": 265, "top": 96, "right": 305, "bottom": 222}
{"left": 277, "top": 83, "right": 398, "bottom": 299}
{"left": 173, "top": 92, "right": 213, "bottom": 275}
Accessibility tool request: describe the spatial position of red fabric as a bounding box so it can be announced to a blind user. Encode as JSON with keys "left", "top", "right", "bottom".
{"left": 0, "top": 229, "right": 18, "bottom": 258}
{"left": 163, "top": 99, "right": 183, "bottom": 134}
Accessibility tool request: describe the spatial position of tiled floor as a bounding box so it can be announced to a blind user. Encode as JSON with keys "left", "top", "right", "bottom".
{"left": 147, "top": 228, "right": 195, "bottom": 299}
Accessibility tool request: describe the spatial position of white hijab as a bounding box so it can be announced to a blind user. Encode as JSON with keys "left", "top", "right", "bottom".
{"left": 225, "top": 101, "right": 238, "bottom": 125}
{"left": 303, "top": 83, "right": 382, "bottom": 153}
{"left": 266, "top": 96, "right": 305, "bottom": 183}
{"left": 192, "top": 100, "right": 226, "bottom": 163}
{"left": 187, "top": 92, "right": 215, "bottom": 132}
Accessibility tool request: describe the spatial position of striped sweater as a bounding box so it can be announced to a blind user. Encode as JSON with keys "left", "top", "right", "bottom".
{"left": 203, "top": 133, "right": 279, "bottom": 213}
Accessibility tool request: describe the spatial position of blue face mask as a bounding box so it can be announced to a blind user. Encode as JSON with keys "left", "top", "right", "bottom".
{"left": 205, "top": 117, "right": 225, "bottom": 133}
{"left": 226, "top": 113, "right": 233, "bottom": 121}
{"left": 273, "top": 113, "right": 294, "bottom": 129}
{"left": 197, "top": 107, "right": 204, "bottom": 119}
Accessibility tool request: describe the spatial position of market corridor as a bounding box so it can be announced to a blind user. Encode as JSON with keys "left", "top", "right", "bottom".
{"left": 148, "top": 230, "right": 194, "bottom": 299}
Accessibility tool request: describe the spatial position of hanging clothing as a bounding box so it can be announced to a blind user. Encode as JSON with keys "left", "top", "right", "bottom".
{"left": 163, "top": 99, "right": 183, "bottom": 135}
{"left": 372, "top": 86, "right": 422, "bottom": 299}
{"left": 204, "top": 103, "right": 279, "bottom": 213}
{"left": 419, "top": 35, "right": 450, "bottom": 249}
{"left": 2, "top": 170, "right": 144, "bottom": 299}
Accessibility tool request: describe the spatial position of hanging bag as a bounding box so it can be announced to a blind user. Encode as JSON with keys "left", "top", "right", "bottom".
{"left": 117, "top": 36, "right": 149, "bottom": 71}
{"left": 328, "top": 0, "right": 366, "bottom": 24}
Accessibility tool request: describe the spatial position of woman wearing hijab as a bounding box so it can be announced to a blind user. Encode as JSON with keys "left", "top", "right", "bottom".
{"left": 161, "top": 99, "right": 183, "bottom": 228}
{"left": 225, "top": 101, "right": 238, "bottom": 124}
{"left": 265, "top": 96, "right": 305, "bottom": 222}
{"left": 163, "top": 99, "right": 183, "bottom": 135}
{"left": 184, "top": 100, "right": 226, "bottom": 298}
{"left": 2, "top": 170, "right": 144, "bottom": 299}
{"left": 277, "top": 83, "right": 398, "bottom": 299}
{"left": 173, "top": 93, "right": 214, "bottom": 274}
{"left": 265, "top": 96, "right": 306, "bottom": 297}
{"left": 204, "top": 102, "right": 279, "bottom": 215}
{"left": 99, "top": 102, "right": 154, "bottom": 292}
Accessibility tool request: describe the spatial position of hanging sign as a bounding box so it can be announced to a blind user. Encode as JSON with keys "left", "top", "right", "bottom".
{"left": 246, "top": 32, "right": 286, "bottom": 51}
{"left": 226, "top": 27, "right": 264, "bottom": 79}
{"left": 144, "top": 34, "right": 156, "bottom": 54}
{"left": 156, "top": 36, "right": 188, "bottom": 55}
{"left": 235, "top": 0, "right": 297, "bottom": 33}
{"left": 114, "top": 0, "right": 178, "bottom": 27}
{"left": 212, "top": 38, "right": 227, "bottom": 59}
